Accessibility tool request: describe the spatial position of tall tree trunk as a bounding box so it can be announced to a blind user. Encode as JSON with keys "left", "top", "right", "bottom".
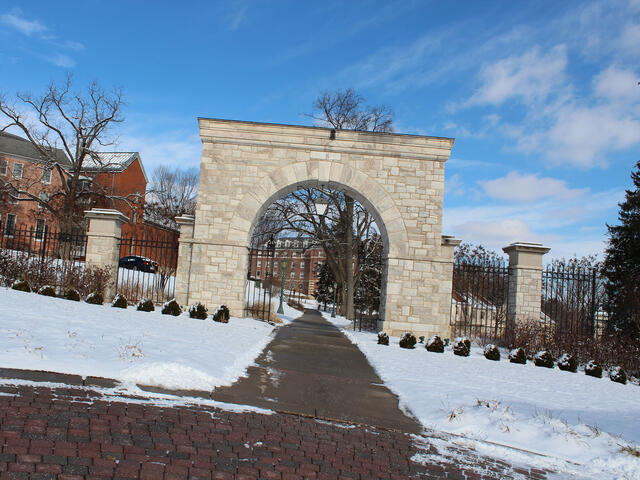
{"left": 345, "top": 195, "right": 355, "bottom": 320}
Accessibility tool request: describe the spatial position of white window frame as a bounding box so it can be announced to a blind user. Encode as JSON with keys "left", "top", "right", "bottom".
{"left": 12, "top": 162, "right": 23, "bottom": 179}
{"left": 300, "top": 272, "right": 304, "bottom": 278}
{"left": 0, "top": 159, "right": 7, "bottom": 176}
{"left": 38, "top": 192, "right": 49, "bottom": 209}
{"left": 42, "top": 167, "right": 52, "bottom": 184}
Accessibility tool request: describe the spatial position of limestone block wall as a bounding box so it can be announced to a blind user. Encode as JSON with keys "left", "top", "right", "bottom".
{"left": 178, "top": 118, "right": 456, "bottom": 337}
{"left": 85, "top": 209, "right": 129, "bottom": 301}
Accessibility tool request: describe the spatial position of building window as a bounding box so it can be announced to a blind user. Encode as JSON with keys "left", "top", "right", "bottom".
{"left": 290, "top": 272, "right": 295, "bottom": 278}
{"left": 291, "top": 262, "right": 296, "bottom": 268}
{"left": 35, "top": 219, "right": 46, "bottom": 241}
{"left": 42, "top": 167, "right": 52, "bottom": 184}
{"left": 256, "top": 270, "right": 261, "bottom": 278}
{"left": 0, "top": 159, "right": 7, "bottom": 176}
{"left": 292, "top": 252, "right": 297, "bottom": 258}
{"left": 300, "top": 261, "right": 305, "bottom": 268}
{"left": 257, "top": 260, "right": 262, "bottom": 267}
{"left": 300, "top": 272, "right": 304, "bottom": 278}
{"left": 274, "top": 252, "right": 279, "bottom": 257}
{"left": 38, "top": 192, "right": 49, "bottom": 209}
{"left": 4, "top": 214, "right": 16, "bottom": 237}
{"left": 12, "top": 163, "right": 23, "bottom": 179}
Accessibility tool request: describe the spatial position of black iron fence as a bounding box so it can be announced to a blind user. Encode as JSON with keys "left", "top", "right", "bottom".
{"left": 115, "top": 235, "right": 179, "bottom": 305}
{"left": 245, "top": 241, "right": 276, "bottom": 321}
{"left": 450, "top": 260, "right": 510, "bottom": 341}
{"left": 0, "top": 222, "right": 95, "bottom": 295}
{"left": 541, "top": 264, "right": 604, "bottom": 337}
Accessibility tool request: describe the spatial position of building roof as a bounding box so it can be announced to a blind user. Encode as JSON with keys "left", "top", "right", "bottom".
{"left": 0, "top": 132, "right": 71, "bottom": 167}
{"left": 82, "top": 152, "right": 148, "bottom": 183}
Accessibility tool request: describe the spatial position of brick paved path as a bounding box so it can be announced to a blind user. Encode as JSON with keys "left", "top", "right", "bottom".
{"left": 0, "top": 383, "right": 570, "bottom": 480}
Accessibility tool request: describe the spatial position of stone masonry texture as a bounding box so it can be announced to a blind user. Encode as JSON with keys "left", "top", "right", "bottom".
{"left": 175, "top": 119, "right": 458, "bottom": 338}
{"left": 0, "top": 383, "right": 561, "bottom": 479}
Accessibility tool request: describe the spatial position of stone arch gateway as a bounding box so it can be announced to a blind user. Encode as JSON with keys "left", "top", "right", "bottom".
{"left": 174, "top": 118, "right": 459, "bottom": 337}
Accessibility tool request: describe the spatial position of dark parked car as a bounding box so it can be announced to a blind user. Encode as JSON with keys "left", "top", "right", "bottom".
{"left": 118, "top": 256, "right": 159, "bottom": 273}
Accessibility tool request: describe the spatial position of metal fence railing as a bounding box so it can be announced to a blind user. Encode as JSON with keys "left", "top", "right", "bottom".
{"left": 541, "top": 264, "right": 603, "bottom": 337}
{"left": 115, "top": 235, "right": 179, "bottom": 305}
{"left": 245, "top": 240, "right": 276, "bottom": 321}
{"left": 0, "top": 221, "right": 93, "bottom": 295}
{"left": 450, "top": 260, "right": 510, "bottom": 341}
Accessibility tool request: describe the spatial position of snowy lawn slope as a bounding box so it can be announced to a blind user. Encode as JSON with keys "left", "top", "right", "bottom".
{"left": 321, "top": 310, "right": 640, "bottom": 479}
{"left": 0, "top": 287, "right": 275, "bottom": 391}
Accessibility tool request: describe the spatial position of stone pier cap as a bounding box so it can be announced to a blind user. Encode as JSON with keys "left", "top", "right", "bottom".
{"left": 502, "top": 242, "right": 551, "bottom": 268}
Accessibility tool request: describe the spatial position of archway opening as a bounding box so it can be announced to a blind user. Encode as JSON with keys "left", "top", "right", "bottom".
{"left": 244, "top": 181, "right": 388, "bottom": 330}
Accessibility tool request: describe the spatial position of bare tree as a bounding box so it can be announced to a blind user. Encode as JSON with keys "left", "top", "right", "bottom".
{"left": 145, "top": 165, "right": 198, "bottom": 229}
{"left": 258, "top": 186, "right": 379, "bottom": 318}
{"left": 306, "top": 89, "right": 393, "bottom": 318}
{"left": 309, "top": 88, "right": 393, "bottom": 133}
{"left": 0, "top": 75, "right": 126, "bottom": 233}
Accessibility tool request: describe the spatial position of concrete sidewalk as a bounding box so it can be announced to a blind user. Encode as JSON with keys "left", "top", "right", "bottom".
{"left": 212, "top": 309, "right": 422, "bottom": 433}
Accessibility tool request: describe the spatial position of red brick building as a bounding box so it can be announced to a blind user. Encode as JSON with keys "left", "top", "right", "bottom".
{"left": 249, "top": 237, "right": 326, "bottom": 296}
{"left": 0, "top": 132, "right": 178, "bottom": 251}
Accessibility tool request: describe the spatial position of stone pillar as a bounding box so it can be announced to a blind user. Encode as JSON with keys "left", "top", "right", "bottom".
{"left": 174, "top": 215, "right": 195, "bottom": 307}
{"left": 502, "top": 242, "right": 550, "bottom": 331}
{"left": 85, "top": 208, "right": 129, "bottom": 302}
{"left": 441, "top": 235, "right": 461, "bottom": 337}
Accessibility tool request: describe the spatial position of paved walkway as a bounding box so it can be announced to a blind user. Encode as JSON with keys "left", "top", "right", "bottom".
{"left": 212, "top": 309, "right": 420, "bottom": 433}
{"left": 0, "top": 383, "right": 559, "bottom": 479}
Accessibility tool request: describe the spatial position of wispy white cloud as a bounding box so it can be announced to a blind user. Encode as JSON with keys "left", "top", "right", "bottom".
{"left": 481, "top": 171, "right": 588, "bottom": 203}
{"left": 464, "top": 46, "right": 568, "bottom": 108}
{"left": 0, "top": 8, "right": 83, "bottom": 67}
{"left": 225, "top": 2, "right": 247, "bottom": 31}
{"left": 1, "top": 9, "right": 46, "bottom": 36}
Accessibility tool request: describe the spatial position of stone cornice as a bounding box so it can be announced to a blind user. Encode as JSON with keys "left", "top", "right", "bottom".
{"left": 198, "top": 117, "right": 454, "bottom": 162}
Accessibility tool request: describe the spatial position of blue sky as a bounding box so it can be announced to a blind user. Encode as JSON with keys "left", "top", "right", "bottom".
{"left": 1, "top": 0, "right": 639, "bottom": 260}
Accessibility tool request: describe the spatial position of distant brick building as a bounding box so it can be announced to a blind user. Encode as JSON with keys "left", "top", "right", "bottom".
{"left": 249, "top": 237, "right": 326, "bottom": 296}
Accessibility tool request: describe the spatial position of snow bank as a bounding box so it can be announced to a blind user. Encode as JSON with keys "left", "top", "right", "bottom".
{"left": 0, "top": 288, "right": 275, "bottom": 392}
{"left": 322, "top": 311, "right": 640, "bottom": 479}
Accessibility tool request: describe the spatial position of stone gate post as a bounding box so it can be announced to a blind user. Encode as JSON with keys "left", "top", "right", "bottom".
{"left": 85, "top": 208, "right": 129, "bottom": 302}
{"left": 441, "top": 235, "right": 461, "bottom": 337}
{"left": 174, "top": 215, "right": 195, "bottom": 307}
{"left": 502, "top": 242, "right": 550, "bottom": 332}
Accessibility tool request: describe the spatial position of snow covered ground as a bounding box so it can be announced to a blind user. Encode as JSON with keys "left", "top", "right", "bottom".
{"left": 321, "top": 310, "right": 640, "bottom": 479}
{"left": 0, "top": 287, "right": 275, "bottom": 392}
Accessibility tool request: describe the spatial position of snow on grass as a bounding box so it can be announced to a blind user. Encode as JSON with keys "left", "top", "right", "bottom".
{"left": 0, "top": 287, "right": 275, "bottom": 392}
{"left": 321, "top": 310, "right": 640, "bottom": 479}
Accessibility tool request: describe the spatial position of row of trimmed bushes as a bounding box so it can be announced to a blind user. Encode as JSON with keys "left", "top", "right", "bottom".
{"left": 377, "top": 331, "right": 631, "bottom": 385}
{"left": 10, "top": 279, "right": 231, "bottom": 323}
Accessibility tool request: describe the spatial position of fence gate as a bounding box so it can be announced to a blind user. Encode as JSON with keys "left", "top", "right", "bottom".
{"left": 245, "top": 238, "right": 276, "bottom": 321}
{"left": 115, "top": 235, "right": 179, "bottom": 305}
{"left": 450, "top": 260, "right": 510, "bottom": 341}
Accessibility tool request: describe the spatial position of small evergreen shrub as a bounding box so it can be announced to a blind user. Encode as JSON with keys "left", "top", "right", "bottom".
{"left": 213, "top": 305, "right": 230, "bottom": 323}
{"left": 533, "top": 350, "right": 554, "bottom": 368}
{"left": 189, "top": 302, "right": 208, "bottom": 319}
{"left": 483, "top": 344, "right": 500, "bottom": 361}
{"left": 63, "top": 287, "right": 81, "bottom": 302}
{"left": 557, "top": 353, "right": 578, "bottom": 373}
{"left": 585, "top": 360, "right": 603, "bottom": 378}
{"left": 377, "top": 332, "right": 389, "bottom": 345}
{"left": 85, "top": 292, "right": 104, "bottom": 305}
{"left": 426, "top": 335, "right": 444, "bottom": 353}
{"left": 11, "top": 279, "right": 31, "bottom": 293}
{"left": 37, "top": 285, "right": 56, "bottom": 297}
{"left": 453, "top": 337, "right": 471, "bottom": 357}
{"left": 509, "top": 347, "right": 526, "bottom": 364}
{"left": 112, "top": 294, "right": 128, "bottom": 309}
{"left": 399, "top": 332, "right": 417, "bottom": 349}
{"left": 137, "top": 298, "right": 155, "bottom": 312}
{"left": 161, "top": 299, "right": 182, "bottom": 316}
{"left": 609, "top": 366, "right": 627, "bottom": 384}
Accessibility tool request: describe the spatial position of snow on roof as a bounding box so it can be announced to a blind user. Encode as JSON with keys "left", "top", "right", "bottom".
{"left": 82, "top": 152, "right": 148, "bottom": 183}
